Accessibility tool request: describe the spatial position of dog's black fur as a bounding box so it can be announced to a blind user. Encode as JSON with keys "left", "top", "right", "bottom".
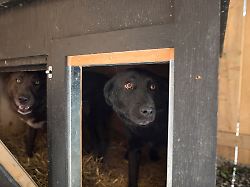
{"left": 5, "top": 70, "right": 110, "bottom": 159}
{"left": 5, "top": 71, "right": 46, "bottom": 157}
{"left": 82, "top": 70, "right": 111, "bottom": 158}
{"left": 104, "top": 69, "right": 168, "bottom": 187}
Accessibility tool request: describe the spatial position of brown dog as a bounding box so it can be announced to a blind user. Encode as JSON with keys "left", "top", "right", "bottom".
{"left": 5, "top": 71, "right": 46, "bottom": 157}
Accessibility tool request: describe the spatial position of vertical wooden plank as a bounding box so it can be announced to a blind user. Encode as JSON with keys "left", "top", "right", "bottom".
{"left": 47, "top": 53, "right": 69, "bottom": 187}
{"left": 217, "top": 0, "right": 250, "bottom": 165}
{"left": 218, "top": 0, "right": 244, "bottom": 133}
{"left": 239, "top": 1, "right": 250, "bottom": 135}
{"left": 173, "top": 0, "right": 220, "bottom": 186}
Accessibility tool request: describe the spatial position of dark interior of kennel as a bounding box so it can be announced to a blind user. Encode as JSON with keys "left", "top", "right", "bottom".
{"left": 82, "top": 63, "right": 169, "bottom": 187}
{"left": 0, "top": 0, "right": 220, "bottom": 186}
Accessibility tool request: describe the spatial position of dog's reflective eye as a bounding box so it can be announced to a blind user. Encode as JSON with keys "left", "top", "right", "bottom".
{"left": 124, "top": 81, "right": 135, "bottom": 90}
{"left": 34, "top": 81, "right": 40, "bottom": 86}
{"left": 149, "top": 83, "right": 156, "bottom": 91}
{"left": 16, "top": 78, "right": 21, "bottom": 84}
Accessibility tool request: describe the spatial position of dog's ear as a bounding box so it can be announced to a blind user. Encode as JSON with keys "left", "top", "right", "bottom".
{"left": 2, "top": 73, "right": 11, "bottom": 83}
{"left": 104, "top": 78, "right": 115, "bottom": 106}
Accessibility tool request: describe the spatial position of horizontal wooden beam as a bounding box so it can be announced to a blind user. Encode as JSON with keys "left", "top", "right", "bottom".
{"left": 0, "top": 140, "right": 37, "bottom": 187}
{"left": 67, "top": 48, "right": 174, "bottom": 66}
{"left": 217, "top": 131, "right": 250, "bottom": 150}
{"left": 217, "top": 145, "right": 250, "bottom": 165}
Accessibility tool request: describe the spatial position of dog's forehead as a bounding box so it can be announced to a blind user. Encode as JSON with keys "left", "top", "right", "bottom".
{"left": 118, "top": 70, "right": 153, "bottom": 81}
{"left": 11, "top": 72, "right": 41, "bottom": 80}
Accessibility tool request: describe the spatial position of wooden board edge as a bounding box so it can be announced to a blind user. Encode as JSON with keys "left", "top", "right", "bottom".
{"left": 67, "top": 48, "right": 174, "bottom": 66}
{"left": 217, "top": 145, "right": 250, "bottom": 165}
{"left": 217, "top": 130, "right": 250, "bottom": 150}
{"left": 0, "top": 140, "right": 37, "bottom": 187}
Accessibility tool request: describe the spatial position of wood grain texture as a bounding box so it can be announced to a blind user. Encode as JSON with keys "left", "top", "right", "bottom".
{"left": 68, "top": 48, "right": 174, "bottom": 66}
{"left": 0, "top": 0, "right": 174, "bottom": 59}
{"left": 173, "top": 0, "right": 220, "bottom": 186}
{"left": 217, "top": 131, "right": 250, "bottom": 150}
{"left": 217, "top": 0, "right": 250, "bottom": 164}
{"left": 217, "top": 145, "right": 250, "bottom": 165}
{"left": 218, "top": 0, "right": 244, "bottom": 133}
{"left": 239, "top": 0, "right": 250, "bottom": 135}
{"left": 50, "top": 24, "right": 174, "bottom": 187}
{"left": 0, "top": 140, "right": 37, "bottom": 187}
{"left": 0, "top": 2, "right": 174, "bottom": 185}
{"left": 0, "top": 0, "right": 220, "bottom": 186}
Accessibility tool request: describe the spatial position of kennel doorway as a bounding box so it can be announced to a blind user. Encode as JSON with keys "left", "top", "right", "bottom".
{"left": 66, "top": 48, "right": 174, "bottom": 186}
{"left": 0, "top": 57, "right": 48, "bottom": 187}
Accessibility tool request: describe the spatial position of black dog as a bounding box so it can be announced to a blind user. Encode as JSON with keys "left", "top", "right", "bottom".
{"left": 104, "top": 69, "right": 168, "bottom": 187}
{"left": 82, "top": 70, "right": 111, "bottom": 158}
{"left": 5, "top": 71, "right": 46, "bottom": 157}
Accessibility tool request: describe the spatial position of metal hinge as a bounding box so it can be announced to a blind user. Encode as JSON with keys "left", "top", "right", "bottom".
{"left": 45, "top": 66, "right": 53, "bottom": 79}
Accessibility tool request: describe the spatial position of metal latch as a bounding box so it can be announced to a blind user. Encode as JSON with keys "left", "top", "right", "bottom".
{"left": 46, "top": 66, "right": 53, "bottom": 79}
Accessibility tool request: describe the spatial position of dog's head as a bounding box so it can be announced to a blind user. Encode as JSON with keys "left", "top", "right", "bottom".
{"left": 6, "top": 72, "right": 46, "bottom": 116}
{"left": 104, "top": 69, "right": 168, "bottom": 127}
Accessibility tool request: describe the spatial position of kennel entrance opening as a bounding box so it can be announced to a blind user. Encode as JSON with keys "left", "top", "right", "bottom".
{"left": 0, "top": 57, "right": 48, "bottom": 187}
{"left": 66, "top": 48, "right": 174, "bottom": 187}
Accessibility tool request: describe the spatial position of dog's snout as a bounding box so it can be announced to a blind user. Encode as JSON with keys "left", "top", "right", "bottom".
{"left": 18, "top": 96, "right": 29, "bottom": 104}
{"left": 140, "top": 105, "right": 155, "bottom": 117}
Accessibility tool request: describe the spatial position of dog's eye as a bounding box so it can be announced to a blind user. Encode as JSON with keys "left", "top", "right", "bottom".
{"left": 150, "top": 84, "right": 156, "bottom": 90}
{"left": 124, "top": 81, "right": 135, "bottom": 90}
{"left": 16, "top": 78, "right": 22, "bottom": 84}
{"left": 34, "top": 81, "right": 40, "bottom": 86}
{"left": 149, "top": 83, "right": 156, "bottom": 91}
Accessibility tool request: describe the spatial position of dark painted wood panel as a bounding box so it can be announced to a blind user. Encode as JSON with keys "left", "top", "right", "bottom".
{"left": 173, "top": 0, "right": 220, "bottom": 186}
{"left": 0, "top": 0, "right": 174, "bottom": 59}
{"left": 49, "top": 25, "right": 174, "bottom": 187}
{"left": 0, "top": 0, "right": 36, "bottom": 11}
{"left": 0, "top": 0, "right": 220, "bottom": 186}
{"left": 51, "top": 24, "right": 174, "bottom": 56}
{"left": 0, "top": 1, "right": 50, "bottom": 59}
{"left": 0, "top": 55, "right": 46, "bottom": 67}
{"left": 49, "top": 0, "right": 174, "bottom": 39}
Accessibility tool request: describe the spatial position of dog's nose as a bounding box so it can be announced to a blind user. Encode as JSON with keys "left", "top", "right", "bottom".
{"left": 140, "top": 105, "right": 155, "bottom": 117}
{"left": 18, "top": 96, "right": 29, "bottom": 104}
